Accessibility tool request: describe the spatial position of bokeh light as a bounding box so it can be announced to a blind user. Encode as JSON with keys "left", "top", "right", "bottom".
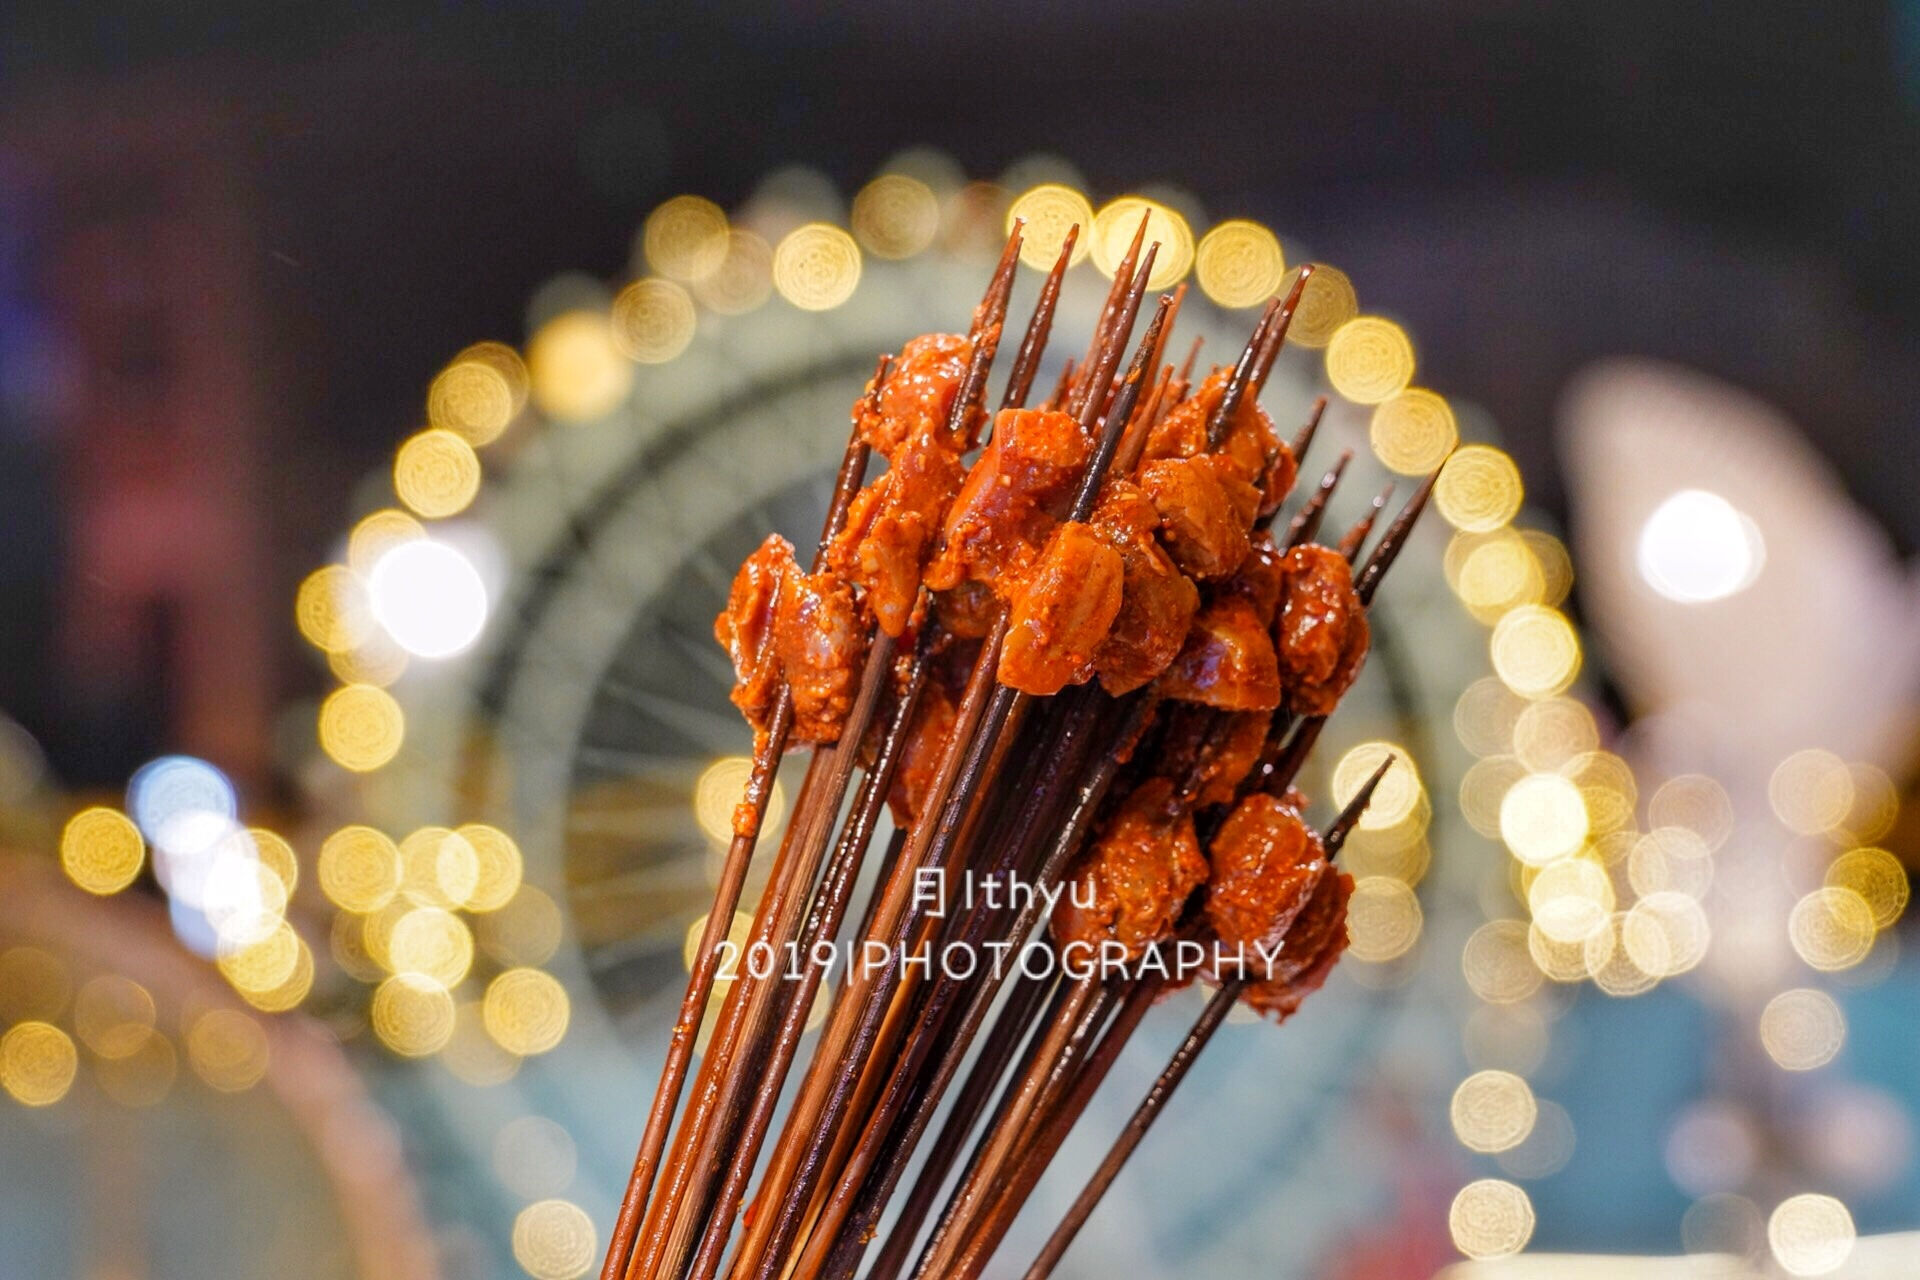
{"left": 693, "top": 230, "right": 775, "bottom": 315}
{"left": 1324, "top": 316, "right": 1414, "bottom": 405}
{"left": 1, "top": 1021, "right": 77, "bottom": 1106}
{"left": 1369, "top": 388, "right": 1458, "bottom": 475}
{"left": 185, "top": 1007, "right": 270, "bottom": 1092}
{"left": 1760, "top": 988, "right": 1846, "bottom": 1071}
{"left": 457, "top": 823, "right": 525, "bottom": 912}
{"left": 93, "top": 1030, "right": 177, "bottom": 1108}
{"left": 1451, "top": 1070, "right": 1538, "bottom": 1153}
{"left": 1789, "top": 887, "right": 1876, "bottom": 972}
{"left": 1459, "top": 755, "right": 1527, "bottom": 839}
{"left": 1453, "top": 678, "right": 1528, "bottom": 758}
{"left": 388, "top": 907, "right": 475, "bottom": 987}
{"left": 1284, "top": 263, "right": 1357, "bottom": 348}
{"left": 642, "top": 195, "right": 731, "bottom": 283}
{"left": 367, "top": 538, "right": 489, "bottom": 659}
{"left": 852, "top": 174, "right": 941, "bottom": 259}
{"left": 1345, "top": 876, "right": 1422, "bottom": 963}
{"left": 1435, "top": 445, "right": 1524, "bottom": 533}
{"left": 372, "top": 973, "right": 457, "bottom": 1057}
{"left": 346, "top": 508, "right": 426, "bottom": 577}
{"left": 427, "top": 355, "right": 516, "bottom": 447}
{"left": 217, "top": 920, "right": 301, "bottom": 995}
{"left": 1770, "top": 749, "right": 1855, "bottom": 836}
{"left": 393, "top": 428, "right": 482, "bottom": 520}
{"left": 1527, "top": 856, "right": 1613, "bottom": 942}
{"left": 1490, "top": 605, "right": 1581, "bottom": 698}
{"left": 1005, "top": 185, "right": 1094, "bottom": 272}
{"left": 398, "top": 826, "right": 481, "bottom": 909}
{"left": 1637, "top": 489, "right": 1765, "bottom": 603}
{"left": 1510, "top": 698, "right": 1598, "bottom": 772}
{"left": 1330, "top": 742, "right": 1421, "bottom": 830}
{"left": 1767, "top": 1194, "right": 1855, "bottom": 1277}
{"left": 1462, "top": 920, "right": 1543, "bottom": 1005}
{"left": 1625, "top": 892, "right": 1711, "bottom": 977}
{"left": 1825, "top": 847, "right": 1909, "bottom": 929}
{"left": 1449, "top": 1178, "right": 1535, "bottom": 1260}
{"left": 476, "top": 887, "right": 564, "bottom": 967}
{"left": 494, "top": 1116, "right": 578, "bottom": 1200}
{"left": 60, "top": 806, "right": 145, "bottom": 895}
{"left": 611, "top": 277, "right": 697, "bottom": 365}
{"left": 1499, "top": 772, "right": 1590, "bottom": 866}
{"left": 318, "top": 825, "right": 402, "bottom": 913}
{"left": 773, "top": 223, "right": 862, "bottom": 311}
{"left": 73, "top": 974, "right": 156, "bottom": 1059}
{"left": 318, "top": 682, "right": 405, "bottom": 772}
{"left": 296, "top": 564, "right": 376, "bottom": 654}
{"left": 1194, "top": 219, "right": 1286, "bottom": 308}
{"left": 1648, "top": 774, "right": 1735, "bottom": 852}
{"left": 512, "top": 1199, "right": 597, "bottom": 1280}
{"left": 1090, "top": 196, "right": 1193, "bottom": 290}
{"left": 527, "top": 310, "right": 633, "bottom": 422}
{"left": 694, "top": 756, "right": 788, "bottom": 844}
{"left": 1584, "top": 913, "right": 1660, "bottom": 997}
{"left": 442, "top": 1000, "right": 521, "bottom": 1088}
{"left": 484, "top": 968, "right": 571, "bottom": 1056}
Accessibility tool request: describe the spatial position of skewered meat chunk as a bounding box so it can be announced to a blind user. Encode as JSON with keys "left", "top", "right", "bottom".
{"left": 1141, "top": 366, "right": 1298, "bottom": 515}
{"left": 1157, "top": 596, "right": 1282, "bottom": 711}
{"left": 1218, "top": 529, "right": 1285, "bottom": 622}
{"left": 1274, "top": 543, "right": 1370, "bottom": 716}
{"left": 1242, "top": 867, "right": 1352, "bottom": 1019}
{"left": 1088, "top": 480, "right": 1200, "bottom": 695}
{"left": 1138, "top": 453, "right": 1261, "bottom": 580}
{"left": 773, "top": 565, "right": 868, "bottom": 743}
{"left": 856, "top": 333, "right": 974, "bottom": 456}
{"left": 1051, "top": 778, "right": 1208, "bottom": 960}
{"left": 833, "top": 426, "right": 967, "bottom": 637}
{"left": 715, "top": 534, "right": 797, "bottom": 736}
{"left": 933, "top": 579, "right": 999, "bottom": 639}
{"left": 1205, "top": 793, "right": 1326, "bottom": 951}
{"left": 998, "top": 520, "right": 1124, "bottom": 696}
{"left": 1154, "top": 703, "right": 1270, "bottom": 809}
{"left": 887, "top": 665, "right": 960, "bottom": 826}
{"left": 925, "top": 408, "right": 1091, "bottom": 596}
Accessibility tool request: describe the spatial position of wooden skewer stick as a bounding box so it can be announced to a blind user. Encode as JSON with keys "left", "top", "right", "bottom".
{"left": 1284, "top": 451, "right": 1353, "bottom": 549}
{"left": 1008, "top": 759, "right": 1393, "bottom": 1280}
{"left": 1338, "top": 482, "right": 1395, "bottom": 562}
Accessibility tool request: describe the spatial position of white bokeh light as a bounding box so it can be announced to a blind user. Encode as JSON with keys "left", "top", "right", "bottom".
{"left": 368, "top": 538, "right": 490, "bottom": 658}
{"left": 1636, "top": 489, "right": 1765, "bottom": 603}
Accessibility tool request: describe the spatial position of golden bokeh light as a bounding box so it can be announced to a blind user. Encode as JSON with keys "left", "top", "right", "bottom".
{"left": 1453, "top": 531, "right": 1547, "bottom": 624}
{"left": 328, "top": 630, "right": 410, "bottom": 688}
{"left": 483, "top": 968, "right": 571, "bottom": 1056}
{"left": 1194, "top": 219, "right": 1286, "bottom": 309}
{"left": 853, "top": 174, "right": 941, "bottom": 260}
{"left": 1519, "top": 529, "right": 1574, "bottom": 607}
{"left": 1005, "top": 185, "right": 1094, "bottom": 271}
{"left": 683, "top": 909, "right": 757, "bottom": 973}
{"left": 694, "top": 756, "right": 788, "bottom": 844}
{"left": 1453, "top": 677, "right": 1528, "bottom": 759}
{"left": 93, "top": 1030, "right": 176, "bottom": 1108}
{"left": 528, "top": 310, "right": 633, "bottom": 422}
{"left": 1627, "top": 827, "right": 1715, "bottom": 901}
{"left": 1450, "top": 1069, "right": 1538, "bottom": 1154}
{"left": 1324, "top": 316, "right": 1414, "bottom": 405}
{"left": 0, "top": 947, "right": 71, "bottom": 1023}
{"left": 512, "top": 1199, "right": 597, "bottom": 1280}
{"left": 1435, "top": 445, "right": 1524, "bottom": 534}
{"left": 1568, "top": 752, "right": 1637, "bottom": 835}
{"left": 388, "top": 907, "right": 475, "bottom": 987}
{"left": 318, "top": 682, "right": 405, "bottom": 772}
{"left": 346, "top": 508, "right": 426, "bottom": 576}
{"left": 329, "top": 911, "right": 385, "bottom": 983}
{"left": 1528, "top": 921, "right": 1590, "bottom": 983}
{"left": 1649, "top": 774, "right": 1735, "bottom": 852}
{"left": 1369, "top": 388, "right": 1458, "bottom": 476}
{"left": 318, "top": 825, "right": 402, "bottom": 913}
{"left": 1768, "top": 1194, "right": 1856, "bottom": 1277}
{"left": 642, "top": 195, "right": 730, "bottom": 283}
{"left": 1285, "top": 263, "right": 1357, "bottom": 348}
{"left": 693, "top": 230, "right": 775, "bottom": 315}
{"left": 1527, "top": 856, "right": 1613, "bottom": 943}
{"left": 1499, "top": 772, "right": 1590, "bottom": 866}
{"left": 442, "top": 1000, "right": 521, "bottom": 1088}
{"left": 1788, "top": 887, "right": 1876, "bottom": 972}
{"left": 1511, "top": 698, "right": 1598, "bottom": 773}
{"left": 1330, "top": 742, "right": 1422, "bottom": 831}
{"left": 60, "top": 806, "right": 145, "bottom": 895}
{"left": 1, "top": 1021, "right": 77, "bottom": 1106}
{"left": 476, "top": 886, "right": 564, "bottom": 967}
{"left": 186, "top": 1007, "right": 270, "bottom": 1092}
{"left": 1342, "top": 824, "right": 1431, "bottom": 887}
{"left": 1345, "top": 876, "right": 1423, "bottom": 963}
{"left": 1583, "top": 913, "right": 1660, "bottom": 997}
{"left": 773, "top": 223, "right": 863, "bottom": 311}
{"left": 372, "top": 973, "right": 457, "bottom": 1057}
{"left": 427, "top": 357, "right": 516, "bottom": 447}
{"left": 457, "top": 823, "right": 525, "bottom": 913}
{"left": 295, "top": 565, "right": 375, "bottom": 654}
{"left": 1462, "top": 920, "right": 1543, "bottom": 1005}
{"left": 393, "top": 428, "right": 481, "bottom": 520}
{"left": 611, "top": 277, "right": 697, "bottom": 365}
{"left": 1625, "top": 892, "right": 1711, "bottom": 977}
{"left": 239, "top": 936, "right": 314, "bottom": 1014}
{"left": 399, "top": 826, "right": 480, "bottom": 910}
{"left": 1825, "top": 847, "right": 1909, "bottom": 929}
{"left": 246, "top": 827, "right": 299, "bottom": 895}
{"left": 1760, "top": 988, "right": 1845, "bottom": 1072}
{"left": 1841, "top": 763, "right": 1900, "bottom": 843}
{"left": 1459, "top": 755, "right": 1527, "bottom": 839}
{"left": 73, "top": 975, "right": 156, "bottom": 1059}
{"left": 1769, "top": 749, "right": 1855, "bottom": 836}
{"left": 1490, "top": 605, "right": 1581, "bottom": 698}
{"left": 1449, "top": 1178, "right": 1535, "bottom": 1260}
{"left": 455, "top": 340, "right": 530, "bottom": 412}
{"left": 217, "top": 920, "right": 301, "bottom": 996}
{"left": 1090, "top": 196, "right": 1193, "bottom": 290}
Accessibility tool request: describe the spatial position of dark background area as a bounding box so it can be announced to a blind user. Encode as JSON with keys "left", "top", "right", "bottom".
{"left": 4, "top": 0, "right": 1919, "bottom": 786}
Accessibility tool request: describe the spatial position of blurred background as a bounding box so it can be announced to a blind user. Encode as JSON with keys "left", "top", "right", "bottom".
{"left": 4, "top": 3, "right": 1920, "bottom": 1277}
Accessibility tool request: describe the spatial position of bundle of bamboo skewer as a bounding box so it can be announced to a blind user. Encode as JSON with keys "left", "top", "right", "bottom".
{"left": 598, "top": 213, "right": 1438, "bottom": 1280}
